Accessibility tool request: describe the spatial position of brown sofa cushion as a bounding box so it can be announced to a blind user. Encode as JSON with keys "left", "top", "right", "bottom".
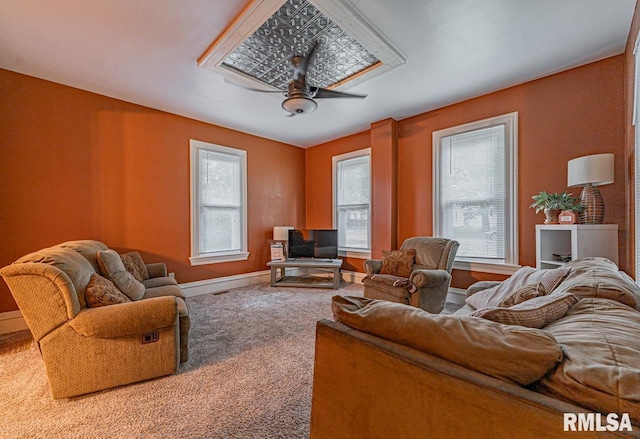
{"left": 85, "top": 274, "right": 132, "bottom": 308}
{"left": 119, "top": 251, "right": 149, "bottom": 282}
{"left": 97, "top": 250, "right": 145, "bottom": 301}
{"left": 379, "top": 249, "right": 416, "bottom": 278}
{"left": 536, "top": 298, "right": 640, "bottom": 425}
{"left": 142, "top": 276, "right": 178, "bottom": 289}
{"left": 471, "top": 293, "right": 579, "bottom": 328}
{"left": 552, "top": 257, "right": 640, "bottom": 310}
{"left": 466, "top": 266, "right": 570, "bottom": 309}
{"left": 332, "top": 295, "right": 563, "bottom": 386}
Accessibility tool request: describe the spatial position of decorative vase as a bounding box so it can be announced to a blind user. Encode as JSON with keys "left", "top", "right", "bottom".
{"left": 579, "top": 183, "right": 605, "bottom": 224}
{"left": 543, "top": 208, "right": 562, "bottom": 224}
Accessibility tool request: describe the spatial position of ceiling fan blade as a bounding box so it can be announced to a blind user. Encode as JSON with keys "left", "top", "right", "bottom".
{"left": 293, "top": 41, "right": 318, "bottom": 81}
{"left": 224, "top": 78, "right": 285, "bottom": 94}
{"left": 312, "top": 87, "right": 367, "bottom": 99}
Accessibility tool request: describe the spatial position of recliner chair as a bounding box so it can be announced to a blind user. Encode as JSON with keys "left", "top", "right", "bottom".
{"left": 363, "top": 237, "right": 459, "bottom": 313}
{"left": 0, "top": 240, "right": 189, "bottom": 399}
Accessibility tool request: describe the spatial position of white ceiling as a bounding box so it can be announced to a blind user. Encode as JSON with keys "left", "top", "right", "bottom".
{"left": 0, "top": 0, "right": 636, "bottom": 148}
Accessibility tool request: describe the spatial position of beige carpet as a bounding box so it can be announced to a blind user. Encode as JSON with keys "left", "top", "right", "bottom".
{"left": 0, "top": 282, "right": 365, "bottom": 439}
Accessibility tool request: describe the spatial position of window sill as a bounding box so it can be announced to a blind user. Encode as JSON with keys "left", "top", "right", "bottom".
{"left": 453, "top": 259, "right": 520, "bottom": 275}
{"left": 338, "top": 249, "right": 371, "bottom": 260}
{"left": 189, "top": 251, "right": 250, "bottom": 266}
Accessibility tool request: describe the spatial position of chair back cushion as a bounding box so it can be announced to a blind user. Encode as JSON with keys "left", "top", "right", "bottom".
{"left": 56, "top": 240, "right": 109, "bottom": 275}
{"left": 14, "top": 247, "right": 96, "bottom": 309}
{"left": 400, "top": 237, "right": 459, "bottom": 272}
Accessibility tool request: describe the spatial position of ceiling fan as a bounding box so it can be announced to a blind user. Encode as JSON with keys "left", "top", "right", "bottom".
{"left": 232, "top": 42, "right": 367, "bottom": 116}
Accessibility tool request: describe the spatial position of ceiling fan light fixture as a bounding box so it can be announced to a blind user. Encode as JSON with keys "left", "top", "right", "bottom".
{"left": 282, "top": 96, "right": 318, "bottom": 115}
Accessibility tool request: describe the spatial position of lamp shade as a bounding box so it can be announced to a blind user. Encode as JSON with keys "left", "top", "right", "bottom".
{"left": 567, "top": 153, "right": 614, "bottom": 187}
{"left": 273, "top": 226, "right": 293, "bottom": 241}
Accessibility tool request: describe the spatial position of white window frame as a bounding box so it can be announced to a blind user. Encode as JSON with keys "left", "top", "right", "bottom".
{"left": 189, "top": 139, "right": 249, "bottom": 265}
{"left": 332, "top": 148, "right": 372, "bottom": 259}
{"left": 433, "top": 112, "right": 519, "bottom": 275}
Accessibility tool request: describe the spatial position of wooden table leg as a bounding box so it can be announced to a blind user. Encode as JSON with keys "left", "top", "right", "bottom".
{"left": 332, "top": 267, "right": 341, "bottom": 289}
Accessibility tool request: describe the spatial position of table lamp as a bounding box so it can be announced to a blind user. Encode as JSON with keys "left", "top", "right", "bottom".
{"left": 567, "top": 153, "right": 614, "bottom": 224}
{"left": 273, "top": 226, "right": 294, "bottom": 257}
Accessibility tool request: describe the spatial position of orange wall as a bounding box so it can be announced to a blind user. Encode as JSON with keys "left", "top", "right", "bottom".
{"left": 0, "top": 69, "right": 306, "bottom": 312}
{"left": 306, "top": 55, "right": 627, "bottom": 288}
{"left": 370, "top": 119, "right": 398, "bottom": 256}
{"left": 305, "top": 130, "right": 370, "bottom": 272}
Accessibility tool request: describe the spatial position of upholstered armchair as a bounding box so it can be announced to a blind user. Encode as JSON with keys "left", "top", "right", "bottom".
{"left": 363, "top": 237, "right": 459, "bottom": 313}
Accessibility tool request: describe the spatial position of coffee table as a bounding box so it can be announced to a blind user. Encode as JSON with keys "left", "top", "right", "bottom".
{"left": 266, "top": 258, "right": 343, "bottom": 289}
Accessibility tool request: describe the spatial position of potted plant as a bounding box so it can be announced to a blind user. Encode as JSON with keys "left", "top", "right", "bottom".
{"left": 530, "top": 191, "right": 582, "bottom": 224}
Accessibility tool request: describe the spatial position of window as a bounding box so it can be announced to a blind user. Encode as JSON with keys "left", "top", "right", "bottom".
{"left": 189, "top": 139, "right": 248, "bottom": 265}
{"left": 333, "top": 148, "right": 371, "bottom": 258}
{"left": 433, "top": 112, "right": 518, "bottom": 273}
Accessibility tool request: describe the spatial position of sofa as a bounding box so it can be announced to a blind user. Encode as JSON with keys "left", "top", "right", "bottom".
{"left": 0, "top": 240, "right": 190, "bottom": 399}
{"left": 310, "top": 257, "right": 640, "bottom": 438}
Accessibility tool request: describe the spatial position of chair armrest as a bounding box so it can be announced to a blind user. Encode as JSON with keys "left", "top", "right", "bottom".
{"left": 410, "top": 269, "right": 451, "bottom": 288}
{"left": 465, "top": 281, "right": 502, "bottom": 298}
{"left": 69, "top": 296, "right": 178, "bottom": 338}
{"left": 146, "top": 262, "right": 167, "bottom": 278}
{"left": 364, "top": 259, "right": 383, "bottom": 275}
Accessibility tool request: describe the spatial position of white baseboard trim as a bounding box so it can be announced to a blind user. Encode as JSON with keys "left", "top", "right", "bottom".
{"left": 447, "top": 287, "right": 466, "bottom": 306}
{"left": 179, "top": 270, "right": 272, "bottom": 297}
{"left": 180, "top": 267, "right": 365, "bottom": 298}
{"left": 0, "top": 270, "right": 277, "bottom": 333}
{"left": 0, "top": 310, "right": 29, "bottom": 335}
{"left": 341, "top": 270, "right": 366, "bottom": 284}
{"left": 0, "top": 269, "right": 372, "bottom": 334}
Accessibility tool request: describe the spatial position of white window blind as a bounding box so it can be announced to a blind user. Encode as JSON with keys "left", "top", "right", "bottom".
{"left": 198, "top": 149, "right": 242, "bottom": 253}
{"left": 333, "top": 149, "right": 371, "bottom": 255}
{"left": 433, "top": 113, "right": 518, "bottom": 269}
{"left": 190, "top": 140, "right": 248, "bottom": 265}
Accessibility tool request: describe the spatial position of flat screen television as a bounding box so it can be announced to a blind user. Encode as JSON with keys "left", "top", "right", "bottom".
{"left": 288, "top": 229, "right": 338, "bottom": 259}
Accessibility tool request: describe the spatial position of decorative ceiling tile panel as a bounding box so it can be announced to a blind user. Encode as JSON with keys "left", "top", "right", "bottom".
{"left": 222, "top": 0, "right": 380, "bottom": 89}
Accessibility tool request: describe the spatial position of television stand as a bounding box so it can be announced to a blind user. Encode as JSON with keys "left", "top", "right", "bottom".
{"left": 266, "top": 258, "right": 343, "bottom": 289}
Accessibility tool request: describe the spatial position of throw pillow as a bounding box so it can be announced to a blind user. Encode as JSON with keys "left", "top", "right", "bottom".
{"left": 471, "top": 293, "right": 580, "bottom": 329}
{"left": 466, "top": 266, "right": 570, "bottom": 310}
{"left": 97, "top": 250, "right": 146, "bottom": 300}
{"left": 379, "top": 249, "right": 416, "bottom": 278}
{"left": 85, "top": 273, "right": 132, "bottom": 308}
{"left": 498, "top": 283, "right": 546, "bottom": 307}
{"left": 119, "top": 251, "right": 149, "bottom": 282}
{"left": 331, "top": 295, "right": 563, "bottom": 386}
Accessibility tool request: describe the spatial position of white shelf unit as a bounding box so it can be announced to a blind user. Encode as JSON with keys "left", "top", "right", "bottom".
{"left": 535, "top": 224, "right": 618, "bottom": 270}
